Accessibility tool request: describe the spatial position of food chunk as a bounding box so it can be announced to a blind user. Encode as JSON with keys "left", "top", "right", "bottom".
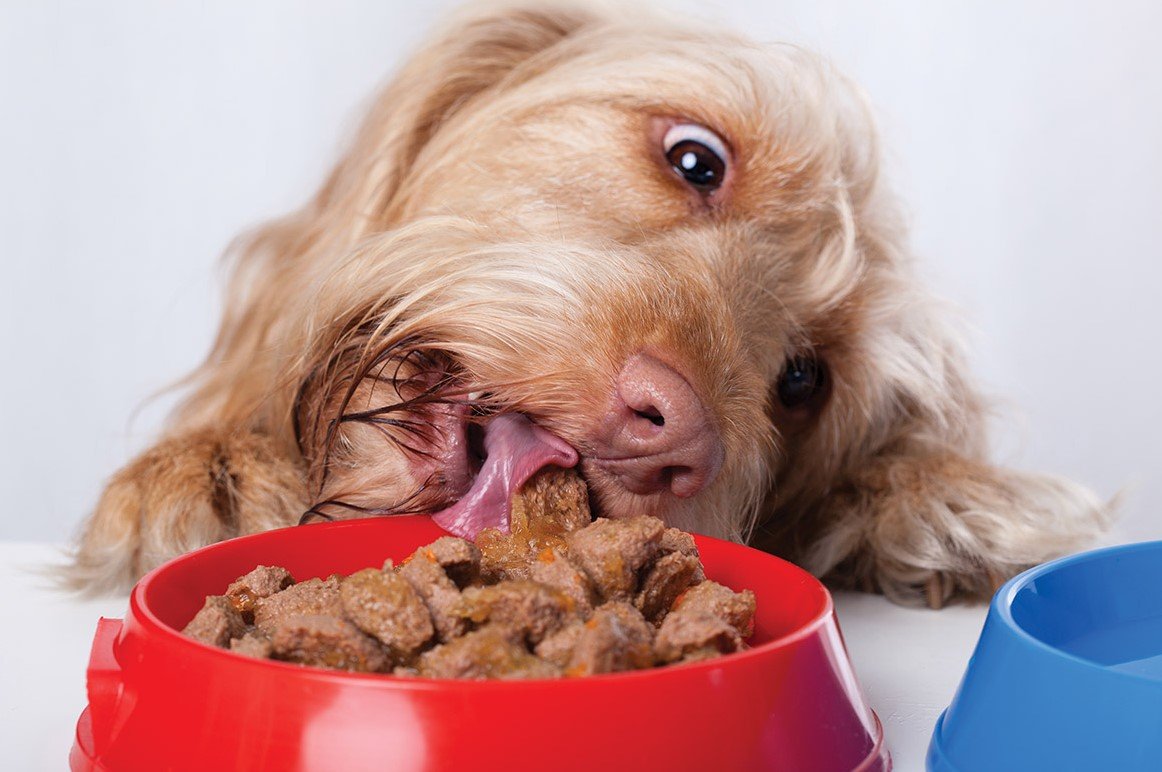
{"left": 509, "top": 465, "right": 591, "bottom": 535}
{"left": 182, "top": 596, "right": 247, "bottom": 647}
{"left": 230, "top": 632, "right": 273, "bottom": 659}
{"left": 635, "top": 552, "right": 703, "bottom": 623}
{"left": 548, "top": 601, "right": 655, "bottom": 676}
{"left": 252, "top": 576, "right": 343, "bottom": 637}
{"left": 270, "top": 614, "right": 388, "bottom": 672}
{"left": 455, "top": 580, "right": 572, "bottom": 644}
{"left": 420, "top": 536, "right": 482, "bottom": 588}
{"left": 226, "top": 566, "right": 295, "bottom": 621}
{"left": 478, "top": 467, "right": 591, "bottom": 581}
{"left": 400, "top": 549, "right": 467, "bottom": 642}
{"left": 417, "top": 625, "right": 561, "bottom": 680}
{"left": 659, "top": 527, "right": 699, "bottom": 558}
{"left": 653, "top": 610, "right": 742, "bottom": 664}
{"left": 672, "top": 581, "right": 756, "bottom": 638}
{"left": 533, "top": 621, "right": 584, "bottom": 668}
{"left": 566, "top": 516, "right": 665, "bottom": 601}
{"left": 529, "top": 547, "right": 596, "bottom": 618}
{"left": 658, "top": 527, "right": 706, "bottom": 583}
{"left": 653, "top": 582, "right": 755, "bottom": 664}
{"left": 340, "top": 568, "right": 434, "bottom": 657}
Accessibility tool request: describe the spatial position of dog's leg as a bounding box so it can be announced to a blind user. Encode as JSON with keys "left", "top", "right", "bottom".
{"left": 801, "top": 453, "right": 1110, "bottom": 607}
{"left": 67, "top": 429, "right": 308, "bottom": 594}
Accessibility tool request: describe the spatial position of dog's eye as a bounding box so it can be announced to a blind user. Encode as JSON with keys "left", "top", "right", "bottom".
{"left": 663, "top": 123, "right": 728, "bottom": 191}
{"left": 777, "top": 356, "right": 826, "bottom": 409}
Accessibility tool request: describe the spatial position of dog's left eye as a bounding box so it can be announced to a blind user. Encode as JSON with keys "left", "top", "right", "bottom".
{"left": 663, "top": 123, "right": 728, "bottom": 191}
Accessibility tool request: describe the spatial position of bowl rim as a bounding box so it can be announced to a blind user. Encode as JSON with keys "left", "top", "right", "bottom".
{"left": 993, "top": 538, "right": 1162, "bottom": 685}
{"left": 128, "top": 516, "right": 837, "bottom": 689}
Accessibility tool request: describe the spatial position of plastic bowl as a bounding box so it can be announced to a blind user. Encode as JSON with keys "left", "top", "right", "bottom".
{"left": 71, "top": 516, "right": 888, "bottom": 771}
{"left": 929, "top": 540, "right": 1162, "bottom": 771}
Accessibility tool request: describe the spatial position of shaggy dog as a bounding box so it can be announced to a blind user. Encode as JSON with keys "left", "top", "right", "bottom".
{"left": 69, "top": 2, "right": 1107, "bottom": 606}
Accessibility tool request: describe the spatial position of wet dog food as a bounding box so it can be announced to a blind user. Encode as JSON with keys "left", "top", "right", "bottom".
{"left": 182, "top": 469, "right": 756, "bottom": 679}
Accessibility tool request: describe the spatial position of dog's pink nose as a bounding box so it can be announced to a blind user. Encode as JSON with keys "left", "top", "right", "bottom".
{"left": 595, "top": 353, "right": 724, "bottom": 498}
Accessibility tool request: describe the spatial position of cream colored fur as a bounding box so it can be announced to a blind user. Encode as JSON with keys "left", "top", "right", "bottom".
{"left": 68, "top": 1, "right": 1109, "bottom": 605}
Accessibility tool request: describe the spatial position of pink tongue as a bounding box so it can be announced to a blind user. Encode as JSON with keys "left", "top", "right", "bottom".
{"left": 430, "top": 414, "right": 578, "bottom": 539}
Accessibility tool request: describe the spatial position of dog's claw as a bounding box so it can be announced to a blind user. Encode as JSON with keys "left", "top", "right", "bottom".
{"left": 925, "top": 572, "right": 946, "bottom": 610}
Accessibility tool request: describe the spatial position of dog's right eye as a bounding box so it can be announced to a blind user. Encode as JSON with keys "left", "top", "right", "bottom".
{"left": 663, "top": 123, "right": 728, "bottom": 192}
{"left": 776, "top": 356, "right": 827, "bottom": 410}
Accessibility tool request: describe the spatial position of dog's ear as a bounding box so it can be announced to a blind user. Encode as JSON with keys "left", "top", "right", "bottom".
{"left": 324, "top": 2, "right": 601, "bottom": 230}
{"left": 766, "top": 279, "right": 1112, "bottom": 607}
{"left": 171, "top": 3, "right": 600, "bottom": 432}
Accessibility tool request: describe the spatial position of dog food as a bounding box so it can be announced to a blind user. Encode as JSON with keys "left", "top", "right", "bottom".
{"left": 182, "top": 469, "right": 756, "bottom": 679}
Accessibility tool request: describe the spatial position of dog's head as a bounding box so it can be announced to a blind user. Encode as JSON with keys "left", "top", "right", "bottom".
{"left": 194, "top": 4, "right": 985, "bottom": 564}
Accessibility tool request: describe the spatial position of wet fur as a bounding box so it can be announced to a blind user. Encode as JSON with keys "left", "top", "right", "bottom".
{"left": 68, "top": 1, "right": 1109, "bottom": 604}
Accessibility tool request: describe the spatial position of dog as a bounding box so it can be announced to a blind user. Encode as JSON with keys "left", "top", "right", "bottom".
{"left": 69, "top": 1, "right": 1108, "bottom": 607}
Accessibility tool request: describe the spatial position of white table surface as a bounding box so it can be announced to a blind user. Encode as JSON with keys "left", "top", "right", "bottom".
{"left": 0, "top": 541, "right": 988, "bottom": 772}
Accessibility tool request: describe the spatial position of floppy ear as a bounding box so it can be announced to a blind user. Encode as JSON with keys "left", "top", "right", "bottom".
{"left": 69, "top": 3, "right": 601, "bottom": 592}
{"left": 319, "top": 1, "right": 604, "bottom": 227}
{"left": 771, "top": 282, "right": 1111, "bottom": 608}
{"left": 170, "top": 1, "right": 601, "bottom": 435}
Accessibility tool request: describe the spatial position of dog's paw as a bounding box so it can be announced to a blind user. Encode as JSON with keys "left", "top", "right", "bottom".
{"left": 67, "top": 429, "right": 308, "bottom": 594}
{"left": 806, "top": 453, "right": 1111, "bottom": 609}
{"left": 921, "top": 568, "right": 1006, "bottom": 610}
{"left": 828, "top": 553, "right": 1010, "bottom": 608}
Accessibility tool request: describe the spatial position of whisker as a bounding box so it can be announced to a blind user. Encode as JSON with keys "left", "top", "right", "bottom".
{"left": 300, "top": 475, "right": 440, "bottom": 525}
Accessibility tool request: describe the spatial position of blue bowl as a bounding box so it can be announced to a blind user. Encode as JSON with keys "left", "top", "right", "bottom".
{"left": 929, "top": 540, "right": 1162, "bottom": 771}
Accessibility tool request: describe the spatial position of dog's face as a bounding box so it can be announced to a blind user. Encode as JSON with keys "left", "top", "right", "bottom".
{"left": 288, "top": 10, "right": 916, "bottom": 547}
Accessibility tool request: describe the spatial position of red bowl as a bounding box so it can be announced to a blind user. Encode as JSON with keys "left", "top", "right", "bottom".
{"left": 71, "top": 516, "right": 888, "bottom": 771}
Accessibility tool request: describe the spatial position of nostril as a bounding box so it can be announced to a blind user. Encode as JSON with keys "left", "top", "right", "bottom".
{"left": 633, "top": 406, "right": 665, "bottom": 427}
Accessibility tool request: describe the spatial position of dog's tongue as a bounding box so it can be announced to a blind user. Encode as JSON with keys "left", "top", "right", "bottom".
{"left": 431, "top": 414, "right": 578, "bottom": 539}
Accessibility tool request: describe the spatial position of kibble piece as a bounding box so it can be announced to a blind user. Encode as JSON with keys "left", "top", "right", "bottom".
{"left": 270, "top": 614, "right": 388, "bottom": 672}
{"left": 226, "top": 566, "right": 296, "bottom": 622}
{"left": 561, "top": 601, "right": 655, "bottom": 676}
{"left": 182, "top": 596, "right": 247, "bottom": 647}
{"left": 341, "top": 568, "right": 434, "bottom": 657}
{"left": 230, "top": 632, "right": 273, "bottom": 659}
{"left": 530, "top": 547, "right": 596, "bottom": 618}
{"left": 253, "top": 577, "right": 343, "bottom": 637}
{"left": 456, "top": 580, "right": 573, "bottom": 645}
{"left": 653, "top": 610, "right": 743, "bottom": 664}
{"left": 635, "top": 552, "right": 703, "bottom": 623}
{"left": 672, "top": 581, "right": 756, "bottom": 638}
{"left": 417, "top": 625, "right": 561, "bottom": 680}
{"left": 399, "top": 549, "right": 467, "bottom": 642}
{"left": 566, "top": 516, "right": 665, "bottom": 601}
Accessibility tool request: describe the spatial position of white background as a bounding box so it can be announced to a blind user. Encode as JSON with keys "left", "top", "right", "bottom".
{"left": 1, "top": 0, "right": 1159, "bottom": 545}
